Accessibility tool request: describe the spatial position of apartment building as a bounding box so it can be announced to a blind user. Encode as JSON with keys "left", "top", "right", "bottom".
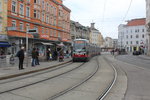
{"left": 145, "top": 0, "right": 150, "bottom": 55}
{"left": 104, "top": 37, "right": 113, "bottom": 48}
{"left": 70, "top": 20, "right": 90, "bottom": 40}
{"left": 90, "top": 23, "right": 103, "bottom": 47}
{"left": 118, "top": 18, "right": 148, "bottom": 53}
{"left": 5, "top": 0, "right": 70, "bottom": 55}
{"left": 0, "top": 0, "right": 10, "bottom": 55}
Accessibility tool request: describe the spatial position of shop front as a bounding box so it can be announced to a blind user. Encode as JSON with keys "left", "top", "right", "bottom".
{"left": 34, "top": 42, "right": 54, "bottom": 61}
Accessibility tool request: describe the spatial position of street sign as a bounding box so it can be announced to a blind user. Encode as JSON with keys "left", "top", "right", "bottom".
{"left": 27, "top": 29, "right": 38, "bottom": 34}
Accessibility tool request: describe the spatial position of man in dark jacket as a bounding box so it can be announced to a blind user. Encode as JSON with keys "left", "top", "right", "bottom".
{"left": 31, "top": 48, "right": 36, "bottom": 66}
{"left": 17, "top": 47, "right": 25, "bottom": 70}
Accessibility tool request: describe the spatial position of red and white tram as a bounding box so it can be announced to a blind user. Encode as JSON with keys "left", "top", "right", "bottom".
{"left": 72, "top": 39, "right": 101, "bottom": 62}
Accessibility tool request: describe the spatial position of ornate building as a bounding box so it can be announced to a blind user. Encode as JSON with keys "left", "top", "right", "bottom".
{"left": 3, "top": 0, "right": 71, "bottom": 55}
{"left": 70, "top": 20, "right": 90, "bottom": 40}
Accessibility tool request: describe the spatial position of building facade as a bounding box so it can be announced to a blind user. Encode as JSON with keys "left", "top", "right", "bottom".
{"left": 3, "top": 0, "right": 71, "bottom": 56}
{"left": 89, "top": 23, "right": 103, "bottom": 47}
{"left": 104, "top": 37, "right": 113, "bottom": 48}
{"left": 118, "top": 18, "right": 147, "bottom": 53}
{"left": 0, "top": 0, "right": 9, "bottom": 55}
{"left": 70, "top": 20, "right": 90, "bottom": 41}
{"left": 145, "top": 0, "right": 150, "bottom": 55}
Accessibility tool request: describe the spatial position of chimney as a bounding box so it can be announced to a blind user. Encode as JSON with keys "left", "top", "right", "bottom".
{"left": 91, "top": 23, "right": 95, "bottom": 28}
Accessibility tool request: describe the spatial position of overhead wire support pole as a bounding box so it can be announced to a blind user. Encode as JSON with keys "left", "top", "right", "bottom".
{"left": 26, "top": 30, "right": 29, "bottom": 67}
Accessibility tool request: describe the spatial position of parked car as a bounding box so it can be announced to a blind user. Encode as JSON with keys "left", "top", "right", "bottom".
{"left": 133, "top": 51, "right": 141, "bottom": 55}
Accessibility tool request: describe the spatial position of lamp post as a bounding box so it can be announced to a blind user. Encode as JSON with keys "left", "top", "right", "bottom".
{"left": 26, "top": 30, "right": 29, "bottom": 67}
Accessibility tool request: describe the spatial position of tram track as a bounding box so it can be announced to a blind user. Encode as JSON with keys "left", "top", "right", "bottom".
{"left": 96, "top": 56, "right": 117, "bottom": 100}
{"left": 0, "top": 56, "right": 118, "bottom": 100}
{"left": 0, "top": 62, "right": 73, "bottom": 84}
{"left": 0, "top": 62, "right": 85, "bottom": 94}
{"left": 47, "top": 56, "right": 117, "bottom": 100}
{"left": 47, "top": 57, "right": 100, "bottom": 100}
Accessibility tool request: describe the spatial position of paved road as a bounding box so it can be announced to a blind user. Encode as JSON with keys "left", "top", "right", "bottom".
{"left": 115, "top": 55, "right": 150, "bottom": 100}
{"left": 116, "top": 55, "right": 150, "bottom": 69}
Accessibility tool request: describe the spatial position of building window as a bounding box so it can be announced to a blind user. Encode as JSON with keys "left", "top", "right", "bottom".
{"left": 26, "top": 7, "right": 30, "bottom": 18}
{"left": 42, "top": 27, "right": 44, "bottom": 33}
{"left": 19, "top": 4, "right": 24, "bottom": 16}
{"left": 37, "top": 11, "right": 40, "bottom": 19}
{"left": 12, "top": 1, "right": 17, "bottom": 13}
{"left": 142, "top": 29, "right": 145, "bottom": 32}
{"left": 130, "top": 35, "right": 132, "bottom": 38}
{"left": 34, "top": 10, "right": 37, "bottom": 18}
{"left": 58, "top": 32, "right": 60, "bottom": 37}
{"left": 136, "top": 41, "right": 139, "bottom": 45}
{"left": 12, "top": 20, "right": 16, "bottom": 27}
{"left": 126, "top": 35, "right": 128, "bottom": 39}
{"left": 34, "top": 0, "right": 36, "bottom": 3}
{"left": 42, "top": 1, "right": 44, "bottom": 9}
{"left": 142, "top": 34, "right": 144, "bottom": 38}
{"left": 46, "top": 15, "right": 49, "bottom": 23}
{"left": 26, "top": 24, "right": 30, "bottom": 31}
{"left": 126, "top": 41, "right": 128, "bottom": 45}
{"left": 34, "top": 25, "right": 38, "bottom": 30}
{"left": 130, "top": 41, "right": 132, "bottom": 44}
{"left": 46, "top": 3, "right": 49, "bottom": 11}
{"left": 54, "top": 17, "right": 56, "bottom": 26}
{"left": 46, "top": 28, "right": 48, "bottom": 34}
{"left": 136, "top": 34, "right": 139, "bottom": 38}
{"left": 20, "top": 22, "right": 24, "bottom": 31}
{"left": 42, "top": 13, "right": 45, "bottom": 22}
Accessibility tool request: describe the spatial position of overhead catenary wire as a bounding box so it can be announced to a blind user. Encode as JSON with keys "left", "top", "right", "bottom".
{"left": 120, "top": 0, "right": 133, "bottom": 24}
{"left": 101, "top": 0, "right": 108, "bottom": 33}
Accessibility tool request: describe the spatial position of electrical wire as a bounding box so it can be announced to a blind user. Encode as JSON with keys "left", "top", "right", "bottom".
{"left": 120, "top": 0, "right": 133, "bottom": 24}
{"left": 99, "top": 0, "right": 108, "bottom": 34}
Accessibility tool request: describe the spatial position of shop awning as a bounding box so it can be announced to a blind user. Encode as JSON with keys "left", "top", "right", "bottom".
{"left": 35, "top": 42, "right": 53, "bottom": 46}
{"left": 0, "top": 42, "right": 11, "bottom": 47}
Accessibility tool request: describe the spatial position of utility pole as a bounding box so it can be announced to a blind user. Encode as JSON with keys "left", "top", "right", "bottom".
{"left": 26, "top": 30, "right": 29, "bottom": 67}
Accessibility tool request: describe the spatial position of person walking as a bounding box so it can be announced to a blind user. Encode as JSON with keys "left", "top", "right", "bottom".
{"left": 46, "top": 48, "right": 51, "bottom": 61}
{"left": 31, "top": 48, "right": 36, "bottom": 67}
{"left": 16, "top": 47, "right": 25, "bottom": 70}
{"left": 35, "top": 48, "right": 40, "bottom": 65}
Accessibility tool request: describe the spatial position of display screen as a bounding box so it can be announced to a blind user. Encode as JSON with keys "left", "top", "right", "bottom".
{"left": 74, "top": 40, "right": 85, "bottom": 44}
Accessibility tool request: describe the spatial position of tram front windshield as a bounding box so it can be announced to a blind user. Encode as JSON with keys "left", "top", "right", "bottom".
{"left": 73, "top": 41, "right": 86, "bottom": 52}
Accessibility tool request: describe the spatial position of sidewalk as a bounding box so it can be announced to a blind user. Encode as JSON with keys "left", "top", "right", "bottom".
{"left": 0, "top": 57, "right": 72, "bottom": 80}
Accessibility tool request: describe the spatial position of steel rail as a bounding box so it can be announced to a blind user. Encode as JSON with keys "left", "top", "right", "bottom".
{"left": 47, "top": 57, "right": 100, "bottom": 100}
{"left": 0, "top": 62, "right": 73, "bottom": 84}
{"left": 96, "top": 56, "right": 117, "bottom": 100}
{"left": 0, "top": 62, "right": 85, "bottom": 94}
{"left": 0, "top": 60, "right": 72, "bottom": 80}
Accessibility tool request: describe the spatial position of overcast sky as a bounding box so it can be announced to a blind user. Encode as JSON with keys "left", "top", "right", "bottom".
{"left": 63, "top": 0, "right": 146, "bottom": 39}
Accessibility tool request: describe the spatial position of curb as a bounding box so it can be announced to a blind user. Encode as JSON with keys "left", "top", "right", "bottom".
{"left": 0, "top": 60, "right": 72, "bottom": 80}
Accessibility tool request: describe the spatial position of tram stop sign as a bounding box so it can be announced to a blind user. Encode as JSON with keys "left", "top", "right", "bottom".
{"left": 27, "top": 29, "right": 38, "bottom": 34}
